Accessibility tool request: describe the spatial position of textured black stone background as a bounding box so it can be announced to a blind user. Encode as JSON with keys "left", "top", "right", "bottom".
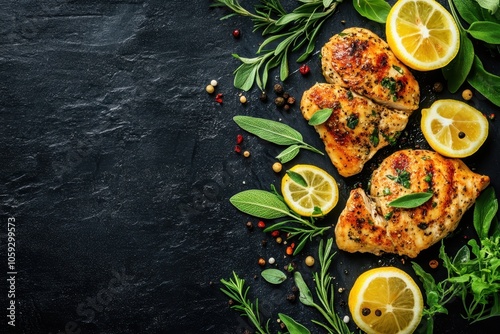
{"left": 1, "top": 1, "right": 499, "bottom": 333}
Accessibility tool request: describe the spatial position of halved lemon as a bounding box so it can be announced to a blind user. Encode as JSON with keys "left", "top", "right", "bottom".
{"left": 348, "top": 267, "right": 424, "bottom": 334}
{"left": 386, "top": 0, "right": 460, "bottom": 71}
{"left": 421, "top": 99, "right": 489, "bottom": 158}
{"left": 281, "top": 164, "right": 338, "bottom": 217}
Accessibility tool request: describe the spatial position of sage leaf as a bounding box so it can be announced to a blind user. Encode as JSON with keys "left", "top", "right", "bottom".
{"left": 308, "top": 108, "right": 332, "bottom": 126}
{"left": 278, "top": 313, "right": 311, "bottom": 334}
{"left": 232, "top": 60, "right": 259, "bottom": 91}
{"left": 475, "top": 0, "right": 499, "bottom": 14}
{"left": 276, "top": 145, "right": 300, "bottom": 163}
{"left": 230, "top": 189, "right": 290, "bottom": 219}
{"left": 388, "top": 192, "right": 433, "bottom": 208}
{"left": 353, "top": 0, "right": 391, "bottom": 23}
{"left": 443, "top": 32, "right": 474, "bottom": 93}
{"left": 467, "top": 55, "right": 500, "bottom": 107}
{"left": 261, "top": 269, "right": 287, "bottom": 285}
{"left": 286, "top": 170, "right": 308, "bottom": 187}
{"left": 473, "top": 186, "right": 498, "bottom": 239}
{"left": 468, "top": 21, "right": 500, "bottom": 44}
{"left": 233, "top": 116, "right": 303, "bottom": 146}
{"left": 293, "top": 271, "right": 315, "bottom": 306}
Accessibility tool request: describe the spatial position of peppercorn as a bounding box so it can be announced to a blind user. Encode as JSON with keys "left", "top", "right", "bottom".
{"left": 299, "top": 64, "right": 310, "bottom": 75}
{"left": 462, "top": 89, "right": 473, "bottom": 100}
{"left": 239, "top": 95, "right": 247, "bottom": 104}
{"left": 236, "top": 134, "right": 243, "bottom": 144}
{"left": 276, "top": 236, "right": 283, "bottom": 244}
{"left": 274, "top": 96, "right": 285, "bottom": 107}
{"left": 305, "top": 256, "right": 315, "bottom": 267}
{"left": 432, "top": 82, "right": 443, "bottom": 93}
{"left": 282, "top": 92, "right": 290, "bottom": 100}
{"left": 215, "top": 93, "right": 223, "bottom": 103}
{"left": 287, "top": 96, "right": 296, "bottom": 105}
{"left": 286, "top": 246, "right": 293, "bottom": 256}
{"left": 234, "top": 145, "right": 241, "bottom": 153}
{"left": 259, "top": 91, "right": 268, "bottom": 102}
{"left": 258, "top": 257, "right": 266, "bottom": 266}
{"left": 268, "top": 257, "right": 275, "bottom": 264}
{"left": 246, "top": 221, "right": 253, "bottom": 230}
{"left": 429, "top": 259, "right": 439, "bottom": 269}
{"left": 206, "top": 84, "right": 215, "bottom": 94}
{"left": 458, "top": 131, "right": 466, "bottom": 139}
{"left": 210, "top": 79, "right": 218, "bottom": 87}
{"left": 257, "top": 221, "right": 266, "bottom": 228}
{"left": 271, "top": 230, "right": 280, "bottom": 238}
{"left": 232, "top": 29, "right": 241, "bottom": 39}
{"left": 272, "top": 162, "right": 282, "bottom": 173}
{"left": 286, "top": 293, "right": 296, "bottom": 302}
{"left": 274, "top": 83, "right": 284, "bottom": 95}
{"left": 261, "top": 239, "right": 267, "bottom": 247}
{"left": 283, "top": 104, "right": 290, "bottom": 112}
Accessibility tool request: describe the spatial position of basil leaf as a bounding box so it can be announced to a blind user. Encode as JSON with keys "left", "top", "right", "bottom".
{"left": 442, "top": 32, "right": 474, "bottom": 93}
{"left": 261, "top": 269, "right": 287, "bottom": 285}
{"left": 468, "top": 21, "right": 500, "bottom": 44}
{"left": 293, "top": 271, "right": 315, "bottom": 306}
{"left": 388, "top": 192, "right": 433, "bottom": 208}
{"left": 308, "top": 108, "right": 333, "bottom": 126}
{"left": 233, "top": 116, "right": 303, "bottom": 145}
{"left": 473, "top": 186, "right": 498, "bottom": 239}
{"left": 278, "top": 313, "right": 311, "bottom": 334}
{"left": 475, "top": 0, "right": 499, "bottom": 14}
{"left": 230, "top": 190, "right": 290, "bottom": 219}
{"left": 353, "top": 0, "right": 391, "bottom": 23}
{"left": 467, "top": 55, "right": 500, "bottom": 107}
{"left": 452, "top": 0, "right": 485, "bottom": 24}
{"left": 286, "top": 170, "right": 308, "bottom": 187}
{"left": 276, "top": 145, "right": 300, "bottom": 163}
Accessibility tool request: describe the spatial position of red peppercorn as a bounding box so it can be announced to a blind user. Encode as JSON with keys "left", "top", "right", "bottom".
{"left": 257, "top": 221, "right": 266, "bottom": 228}
{"left": 232, "top": 29, "right": 241, "bottom": 38}
{"left": 236, "top": 134, "right": 243, "bottom": 144}
{"left": 234, "top": 145, "right": 241, "bottom": 153}
{"left": 271, "top": 230, "right": 280, "bottom": 237}
{"left": 215, "top": 93, "right": 223, "bottom": 103}
{"left": 291, "top": 242, "right": 295, "bottom": 249}
{"left": 299, "top": 64, "right": 310, "bottom": 75}
{"left": 286, "top": 246, "right": 293, "bottom": 256}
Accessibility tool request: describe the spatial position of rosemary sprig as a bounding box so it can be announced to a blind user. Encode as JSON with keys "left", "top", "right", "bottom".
{"left": 220, "top": 272, "right": 271, "bottom": 334}
{"left": 294, "top": 238, "right": 353, "bottom": 333}
{"left": 212, "top": 0, "right": 342, "bottom": 91}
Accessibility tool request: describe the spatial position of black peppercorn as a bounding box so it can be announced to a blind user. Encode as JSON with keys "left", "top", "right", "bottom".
{"left": 274, "top": 96, "right": 285, "bottom": 107}
{"left": 259, "top": 91, "right": 268, "bottom": 102}
{"left": 274, "top": 83, "right": 284, "bottom": 95}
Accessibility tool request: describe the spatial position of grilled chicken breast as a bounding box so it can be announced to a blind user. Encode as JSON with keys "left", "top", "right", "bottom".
{"left": 321, "top": 27, "right": 420, "bottom": 111}
{"left": 335, "top": 149, "right": 490, "bottom": 258}
{"left": 301, "top": 83, "right": 410, "bottom": 177}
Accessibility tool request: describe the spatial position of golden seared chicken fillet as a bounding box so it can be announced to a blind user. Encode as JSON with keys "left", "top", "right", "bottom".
{"left": 321, "top": 27, "right": 420, "bottom": 111}
{"left": 335, "top": 150, "right": 490, "bottom": 258}
{"left": 301, "top": 83, "right": 410, "bottom": 177}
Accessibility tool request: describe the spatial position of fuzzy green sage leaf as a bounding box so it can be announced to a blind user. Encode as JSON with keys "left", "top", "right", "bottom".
{"left": 230, "top": 189, "right": 290, "bottom": 219}
{"left": 234, "top": 115, "right": 302, "bottom": 146}
{"left": 353, "top": 0, "right": 391, "bottom": 23}
{"left": 293, "top": 271, "right": 315, "bottom": 306}
{"left": 261, "top": 269, "right": 287, "bottom": 285}
{"left": 388, "top": 192, "right": 433, "bottom": 208}
{"left": 286, "top": 170, "right": 308, "bottom": 187}
{"left": 278, "top": 313, "right": 311, "bottom": 334}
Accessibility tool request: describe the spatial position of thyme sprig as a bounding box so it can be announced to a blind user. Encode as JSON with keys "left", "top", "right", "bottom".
{"left": 212, "top": 0, "right": 342, "bottom": 91}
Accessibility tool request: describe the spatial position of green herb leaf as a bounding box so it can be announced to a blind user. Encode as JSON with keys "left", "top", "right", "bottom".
{"left": 475, "top": 0, "right": 499, "bottom": 14}
{"left": 286, "top": 170, "right": 308, "bottom": 187}
{"left": 353, "top": 0, "right": 391, "bottom": 23}
{"left": 473, "top": 186, "right": 498, "bottom": 239}
{"left": 261, "top": 269, "right": 287, "bottom": 285}
{"left": 452, "top": 0, "right": 487, "bottom": 24}
{"left": 468, "top": 21, "right": 500, "bottom": 44}
{"left": 278, "top": 313, "right": 311, "bottom": 334}
{"left": 230, "top": 189, "right": 290, "bottom": 219}
{"left": 234, "top": 116, "right": 302, "bottom": 145}
{"left": 308, "top": 108, "right": 333, "bottom": 126}
{"left": 346, "top": 114, "right": 359, "bottom": 129}
{"left": 442, "top": 31, "right": 474, "bottom": 93}
{"left": 276, "top": 145, "right": 301, "bottom": 163}
{"left": 388, "top": 192, "right": 433, "bottom": 208}
{"left": 293, "top": 272, "right": 315, "bottom": 306}
{"left": 467, "top": 55, "right": 500, "bottom": 107}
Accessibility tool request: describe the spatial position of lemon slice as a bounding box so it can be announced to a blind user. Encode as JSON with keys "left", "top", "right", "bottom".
{"left": 348, "top": 267, "right": 424, "bottom": 334}
{"left": 386, "top": 0, "right": 460, "bottom": 71}
{"left": 281, "top": 164, "right": 338, "bottom": 217}
{"left": 421, "top": 99, "right": 489, "bottom": 158}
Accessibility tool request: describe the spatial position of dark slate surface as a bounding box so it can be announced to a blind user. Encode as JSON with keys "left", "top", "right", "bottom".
{"left": 1, "top": 1, "right": 499, "bottom": 333}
